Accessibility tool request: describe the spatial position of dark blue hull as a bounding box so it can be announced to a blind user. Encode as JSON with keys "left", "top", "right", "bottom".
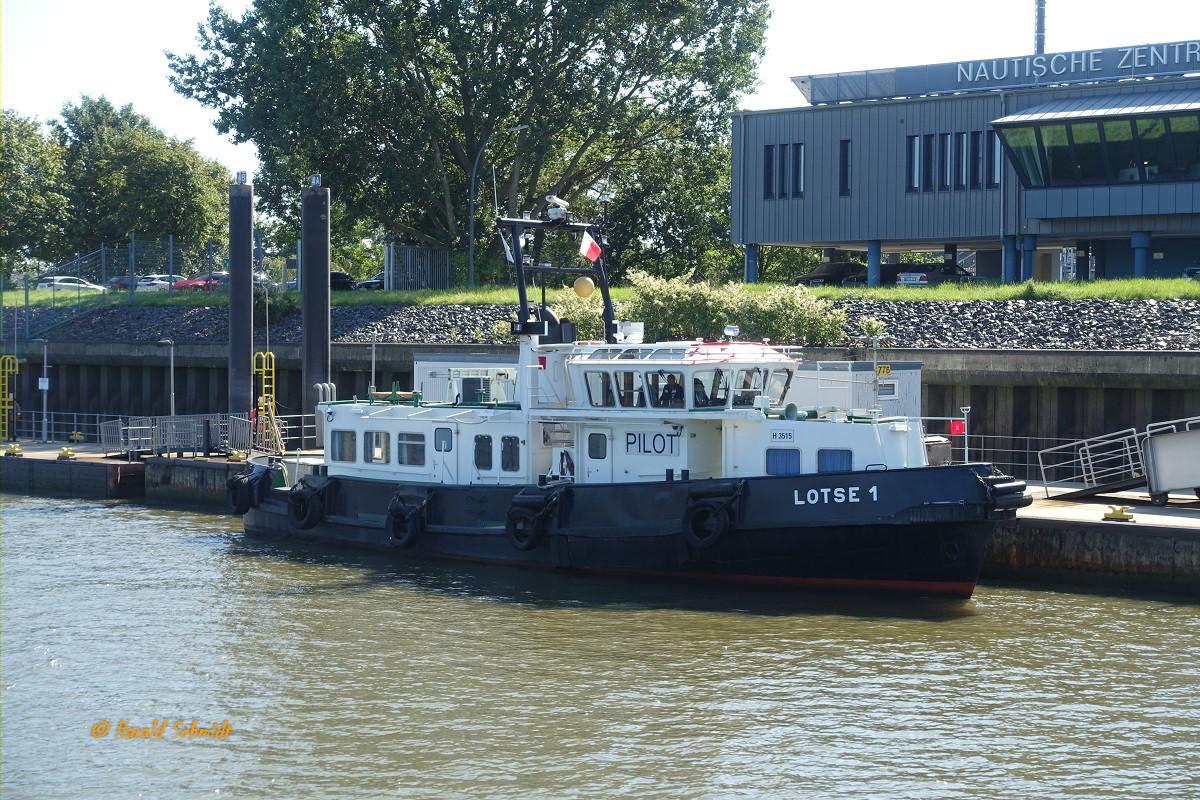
{"left": 239, "top": 464, "right": 1027, "bottom": 598}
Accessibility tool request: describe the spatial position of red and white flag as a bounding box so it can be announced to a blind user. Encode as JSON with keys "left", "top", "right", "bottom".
{"left": 579, "top": 231, "right": 601, "bottom": 262}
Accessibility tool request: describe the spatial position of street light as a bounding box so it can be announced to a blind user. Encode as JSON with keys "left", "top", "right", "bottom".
{"left": 468, "top": 124, "right": 529, "bottom": 287}
{"left": 159, "top": 339, "right": 176, "bottom": 417}
{"left": 31, "top": 338, "right": 48, "bottom": 442}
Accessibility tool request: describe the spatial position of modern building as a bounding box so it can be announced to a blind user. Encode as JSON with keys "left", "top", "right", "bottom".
{"left": 732, "top": 39, "right": 1200, "bottom": 283}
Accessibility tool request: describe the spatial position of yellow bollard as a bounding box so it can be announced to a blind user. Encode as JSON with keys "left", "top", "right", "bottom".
{"left": 57, "top": 447, "right": 77, "bottom": 461}
{"left": 1102, "top": 505, "right": 1134, "bottom": 522}
{"left": 69, "top": 431, "right": 85, "bottom": 443}
{"left": 4, "top": 443, "right": 24, "bottom": 457}
{"left": 227, "top": 450, "right": 247, "bottom": 463}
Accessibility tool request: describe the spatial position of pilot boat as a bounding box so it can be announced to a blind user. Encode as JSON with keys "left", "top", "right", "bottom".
{"left": 231, "top": 210, "right": 1030, "bottom": 598}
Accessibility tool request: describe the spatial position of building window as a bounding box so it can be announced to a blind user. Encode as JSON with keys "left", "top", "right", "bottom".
{"left": 792, "top": 143, "right": 805, "bottom": 197}
{"left": 397, "top": 432, "right": 425, "bottom": 466}
{"left": 922, "top": 134, "right": 935, "bottom": 191}
{"left": 1040, "top": 124, "right": 1076, "bottom": 185}
{"left": 987, "top": 130, "right": 1002, "bottom": 188}
{"left": 474, "top": 435, "right": 492, "bottom": 470}
{"left": 969, "top": 131, "right": 982, "bottom": 189}
{"left": 501, "top": 435, "right": 520, "bottom": 472}
{"left": 1171, "top": 115, "right": 1200, "bottom": 178}
{"left": 938, "top": 132, "right": 952, "bottom": 190}
{"left": 878, "top": 381, "right": 897, "bottom": 399}
{"left": 766, "top": 448, "right": 801, "bottom": 476}
{"left": 1135, "top": 117, "right": 1174, "bottom": 181}
{"left": 955, "top": 132, "right": 968, "bottom": 189}
{"left": 817, "top": 448, "right": 853, "bottom": 474}
{"left": 905, "top": 135, "right": 920, "bottom": 192}
{"left": 777, "top": 142, "right": 788, "bottom": 198}
{"left": 364, "top": 431, "right": 389, "bottom": 464}
{"left": 1071, "top": 122, "right": 1110, "bottom": 182}
{"left": 434, "top": 427, "right": 453, "bottom": 452}
{"left": 763, "top": 144, "right": 775, "bottom": 199}
{"left": 838, "top": 139, "right": 852, "bottom": 196}
{"left": 588, "top": 432, "right": 607, "bottom": 460}
{"left": 330, "top": 430, "right": 356, "bottom": 462}
{"left": 1000, "top": 126, "right": 1046, "bottom": 187}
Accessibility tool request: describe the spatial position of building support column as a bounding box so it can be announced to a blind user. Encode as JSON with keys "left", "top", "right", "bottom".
{"left": 743, "top": 244, "right": 758, "bottom": 283}
{"left": 1131, "top": 231, "right": 1151, "bottom": 278}
{"left": 867, "top": 240, "right": 882, "bottom": 286}
{"left": 1001, "top": 236, "right": 1018, "bottom": 283}
{"left": 1075, "top": 240, "right": 1090, "bottom": 281}
{"left": 1020, "top": 234, "right": 1038, "bottom": 282}
{"left": 942, "top": 243, "right": 958, "bottom": 277}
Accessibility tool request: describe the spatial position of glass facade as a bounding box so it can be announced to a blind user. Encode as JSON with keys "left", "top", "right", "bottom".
{"left": 998, "top": 113, "right": 1200, "bottom": 188}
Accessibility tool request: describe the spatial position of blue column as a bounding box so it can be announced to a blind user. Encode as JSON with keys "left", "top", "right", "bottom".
{"left": 1020, "top": 234, "right": 1038, "bottom": 281}
{"left": 1131, "top": 231, "right": 1151, "bottom": 278}
{"left": 744, "top": 245, "right": 758, "bottom": 283}
{"left": 1001, "top": 236, "right": 1018, "bottom": 283}
{"left": 867, "top": 240, "right": 882, "bottom": 286}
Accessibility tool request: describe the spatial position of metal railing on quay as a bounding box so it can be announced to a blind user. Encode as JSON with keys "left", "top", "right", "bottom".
{"left": 12, "top": 411, "right": 123, "bottom": 445}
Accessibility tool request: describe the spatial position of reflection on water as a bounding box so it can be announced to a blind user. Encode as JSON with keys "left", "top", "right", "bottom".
{"left": 3, "top": 493, "right": 1199, "bottom": 799}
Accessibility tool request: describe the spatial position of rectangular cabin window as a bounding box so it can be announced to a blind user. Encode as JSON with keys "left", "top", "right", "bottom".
{"left": 969, "top": 131, "right": 983, "bottom": 189}
{"left": 922, "top": 134, "right": 935, "bottom": 191}
{"left": 792, "top": 142, "right": 805, "bottom": 197}
{"left": 987, "top": 130, "right": 1002, "bottom": 188}
{"left": 692, "top": 369, "right": 730, "bottom": 408}
{"left": 766, "top": 369, "right": 793, "bottom": 405}
{"left": 766, "top": 448, "right": 801, "bottom": 476}
{"left": 817, "top": 448, "right": 853, "bottom": 474}
{"left": 878, "top": 381, "right": 897, "bottom": 399}
{"left": 905, "top": 135, "right": 920, "bottom": 192}
{"left": 501, "top": 435, "right": 520, "bottom": 472}
{"left": 955, "top": 132, "right": 968, "bottom": 189}
{"left": 938, "top": 132, "right": 951, "bottom": 190}
{"left": 732, "top": 368, "right": 764, "bottom": 407}
{"left": 474, "top": 435, "right": 493, "bottom": 470}
{"left": 588, "top": 432, "right": 607, "bottom": 459}
{"left": 434, "top": 427, "right": 453, "bottom": 452}
{"left": 330, "top": 430, "right": 356, "bottom": 462}
{"left": 615, "top": 370, "right": 646, "bottom": 407}
{"left": 647, "top": 370, "right": 685, "bottom": 409}
{"left": 763, "top": 144, "right": 775, "bottom": 199}
{"left": 397, "top": 432, "right": 426, "bottom": 466}
{"left": 585, "top": 371, "right": 616, "bottom": 407}
{"left": 838, "top": 139, "right": 852, "bottom": 196}
{"left": 364, "top": 431, "right": 390, "bottom": 463}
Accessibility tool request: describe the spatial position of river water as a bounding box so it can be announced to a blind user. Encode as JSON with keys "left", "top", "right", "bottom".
{"left": 2, "top": 493, "right": 1198, "bottom": 799}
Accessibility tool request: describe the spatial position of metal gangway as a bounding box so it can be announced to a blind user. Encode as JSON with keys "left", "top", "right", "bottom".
{"left": 1037, "top": 415, "right": 1200, "bottom": 503}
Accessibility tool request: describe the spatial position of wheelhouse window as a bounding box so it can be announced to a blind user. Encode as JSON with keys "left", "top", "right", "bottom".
{"left": 434, "top": 427, "right": 453, "bottom": 452}
{"left": 817, "top": 448, "right": 853, "bottom": 474}
{"left": 647, "top": 370, "right": 685, "bottom": 409}
{"left": 397, "top": 432, "right": 425, "bottom": 466}
{"left": 766, "top": 448, "right": 801, "bottom": 476}
{"left": 474, "top": 435, "right": 492, "bottom": 470}
{"left": 615, "top": 370, "right": 646, "bottom": 408}
{"left": 364, "top": 431, "right": 389, "bottom": 464}
{"left": 732, "top": 369, "right": 764, "bottom": 407}
{"left": 584, "top": 371, "right": 615, "bottom": 407}
{"left": 330, "top": 430, "right": 356, "bottom": 463}
{"left": 501, "top": 435, "right": 520, "bottom": 472}
{"left": 766, "top": 369, "right": 793, "bottom": 405}
{"left": 692, "top": 369, "right": 729, "bottom": 409}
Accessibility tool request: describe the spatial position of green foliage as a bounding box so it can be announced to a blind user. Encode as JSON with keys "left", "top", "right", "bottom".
{"left": 0, "top": 111, "right": 69, "bottom": 277}
{"left": 552, "top": 288, "right": 608, "bottom": 341}
{"left": 169, "top": 0, "right": 769, "bottom": 265}
{"left": 50, "top": 96, "right": 231, "bottom": 259}
{"left": 859, "top": 316, "right": 887, "bottom": 339}
{"left": 804, "top": 277, "right": 1200, "bottom": 302}
{"left": 253, "top": 286, "right": 302, "bottom": 323}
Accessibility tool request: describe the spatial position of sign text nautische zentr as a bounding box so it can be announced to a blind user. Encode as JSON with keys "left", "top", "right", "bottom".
{"left": 955, "top": 41, "right": 1200, "bottom": 85}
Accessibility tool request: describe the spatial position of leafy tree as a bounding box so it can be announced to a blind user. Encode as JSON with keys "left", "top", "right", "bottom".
{"left": 169, "top": 0, "right": 768, "bottom": 269}
{"left": 51, "top": 96, "right": 231, "bottom": 259}
{"left": 0, "top": 111, "right": 69, "bottom": 277}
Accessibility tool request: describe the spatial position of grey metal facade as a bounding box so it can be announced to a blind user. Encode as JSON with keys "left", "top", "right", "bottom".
{"left": 732, "top": 74, "right": 1200, "bottom": 280}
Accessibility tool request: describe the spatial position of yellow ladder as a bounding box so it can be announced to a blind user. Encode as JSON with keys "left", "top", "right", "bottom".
{"left": 0, "top": 355, "right": 18, "bottom": 441}
{"left": 253, "top": 352, "right": 283, "bottom": 453}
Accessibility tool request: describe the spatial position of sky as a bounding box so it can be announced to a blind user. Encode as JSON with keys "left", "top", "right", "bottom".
{"left": 1, "top": 0, "right": 1194, "bottom": 176}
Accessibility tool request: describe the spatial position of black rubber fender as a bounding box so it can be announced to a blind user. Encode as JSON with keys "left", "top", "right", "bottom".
{"left": 505, "top": 506, "right": 543, "bottom": 551}
{"left": 993, "top": 492, "right": 1033, "bottom": 510}
{"left": 682, "top": 499, "right": 731, "bottom": 549}
{"left": 226, "top": 471, "right": 258, "bottom": 516}
{"left": 386, "top": 501, "right": 422, "bottom": 548}
{"left": 287, "top": 486, "right": 325, "bottom": 530}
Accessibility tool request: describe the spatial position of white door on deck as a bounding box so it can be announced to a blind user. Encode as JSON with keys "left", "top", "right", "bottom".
{"left": 582, "top": 427, "right": 613, "bottom": 483}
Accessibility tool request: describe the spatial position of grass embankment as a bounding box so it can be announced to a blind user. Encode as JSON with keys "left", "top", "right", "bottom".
{"left": 4, "top": 278, "right": 1198, "bottom": 308}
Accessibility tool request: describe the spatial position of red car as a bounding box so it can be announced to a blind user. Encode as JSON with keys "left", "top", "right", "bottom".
{"left": 172, "top": 272, "right": 228, "bottom": 291}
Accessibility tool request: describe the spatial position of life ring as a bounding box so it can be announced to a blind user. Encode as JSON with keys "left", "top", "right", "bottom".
{"left": 505, "top": 506, "right": 543, "bottom": 551}
{"left": 386, "top": 500, "right": 422, "bottom": 548}
{"left": 681, "top": 499, "right": 730, "bottom": 549}
{"left": 226, "top": 473, "right": 255, "bottom": 516}
{"left": 287, "top": 486, "right": 324, "bottom": 530}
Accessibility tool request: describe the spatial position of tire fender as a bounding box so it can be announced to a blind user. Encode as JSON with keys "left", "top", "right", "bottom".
{"left": 682, "top": 499, "right": 731, "bottom": 549}
{"left": 287, "top": 486, "right": 325, "bottom": 530}
{"left": 505, "top": 506, "right": 543, "bottom": 551}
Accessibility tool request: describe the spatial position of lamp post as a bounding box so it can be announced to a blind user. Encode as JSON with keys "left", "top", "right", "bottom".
{"left": 468, "top": 124, "right": 529, "bottom": 287}
{"left": 32, "top": 338, "right": 48, "bottom": 442}
{"left": 159, "top": 338, "right": 176, "bottom": 417}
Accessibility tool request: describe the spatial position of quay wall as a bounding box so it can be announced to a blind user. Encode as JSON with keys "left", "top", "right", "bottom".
{"left": 143, "top": 457, "right": 248, "bottom": 510}
{"left": 0, "top": 456, "right": 144, "bottom": 499}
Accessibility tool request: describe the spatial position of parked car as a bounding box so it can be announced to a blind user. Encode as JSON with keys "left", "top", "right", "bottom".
{"left": 355, "top": 271, "right": 385, "bottom": 290}
{"left": 36, "top": 275, "right": 106, "bottom": 291}
{"left": 1185, "top": 265, "right": 1200, "bottom": 281}
{"left": 135, "top": 274, "right": 187, "bottom": 291}
{"left": 108, "top": 275, "right": 142, "bottom": 291}
{"left": 172, "top": 271, "right": 228, "bottom": 292}
{"left": 284, "top": 272, "right": 358, "bottom": 291}
{"left": 895, "top": 264, "right": 975, "bottom": 286}
{"left": 839, "top": 264, "right": 906, "bottom": 287}
{"left": 216, "top": 272, "right": 272, "bottom": 289}
{"left": 793, "top": 262, "right": 865, "bottom": 286}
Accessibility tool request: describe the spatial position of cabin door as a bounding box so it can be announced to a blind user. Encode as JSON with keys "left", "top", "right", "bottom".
{"left": 582, "top": 427, "right": 613, "bottom": 484}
